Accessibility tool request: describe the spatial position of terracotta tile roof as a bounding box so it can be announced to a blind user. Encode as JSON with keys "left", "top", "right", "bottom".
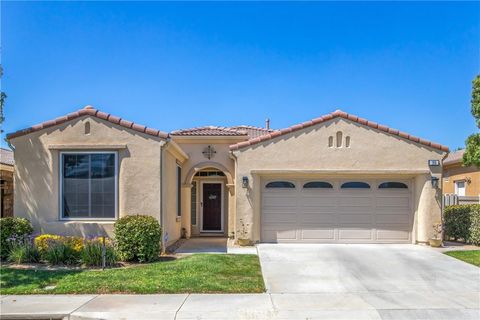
{"left": 230, "top": 109, "right": 449, "bottom": 152}
{"left": 6, "top": 105, "right": 169, "bottom": 140}
{"left": 171, "top": 126, "right": 248, "bottom": 136}
{"left": 0, "top": 148, "right": 14, "bottom": 166}
{"left": 443, "top": 149, "right": 465, "bottom": 166}
{"left": 229, "top": 125, "right": 276, "bottom": 139}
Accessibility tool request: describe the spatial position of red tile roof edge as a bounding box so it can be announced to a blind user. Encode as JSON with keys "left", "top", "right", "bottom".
{"left": 6, "top": 105, "right": 169, "bottom": 140}
{"left": 229, "top": 109, "right": 449, "bottom": 152}
{"left": 443, "top": 149, "right": 465, "bottom": 166}
{"left": 229, "top": 125, "right": 275, "bottom": 132}
{"left": 170, "top": 126, "right": 249, "bottom": 136}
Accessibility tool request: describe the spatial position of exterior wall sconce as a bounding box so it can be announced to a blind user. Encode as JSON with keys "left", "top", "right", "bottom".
{"left": 242, "top": 176, "right": 249, "bottom": 188}
{"left": 431, "top": 176, "right": 439, "bottom": 188}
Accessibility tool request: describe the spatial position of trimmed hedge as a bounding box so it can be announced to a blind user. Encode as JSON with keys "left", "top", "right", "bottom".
{"left": 114, "top": 215, "right": 162, "bottom": 263}
{"left": 0, "top": 217, "right": 34, "bottom": 259}
{"left": 444, "top": 204, "right": 480, "bottom": 245}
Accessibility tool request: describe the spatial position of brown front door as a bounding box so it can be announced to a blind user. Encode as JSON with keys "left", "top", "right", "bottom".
{"left": 202, "top": 183, "right": 222, "bottom": 231}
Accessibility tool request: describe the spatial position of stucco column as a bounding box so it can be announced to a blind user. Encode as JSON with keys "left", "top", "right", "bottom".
{"left": 181, "top": 184, "right": 192, "bottom": 239}
{"left": 234, "top": 172, "right": 256, "bottom": 243}
{"left": 226, "top": 184, "right": 235, "bottom": 238}
{"left": 252, "top": 173, "right": 261, "bottom": 242}
{"left": 415, "top": 174, "right": 442, "bottom": 243}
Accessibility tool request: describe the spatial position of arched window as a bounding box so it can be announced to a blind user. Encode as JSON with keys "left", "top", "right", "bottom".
{"left": 345, "top": 136, "right": 351, "bottom": 148}
{"left": 341, "top": 182, "right": 370, "bottom": 189}
{"left": 336, "top": 131, "right": 343, "bottom": 147}
{"left": 84, "top": 121, "right": 91, "bottom": 135}
{"left": 378, "top": 182, "right": 408, "bottom": 189}
{"left": 303, "top": 181, "right": 333, "bottom": 189}
{"left": 265, "top": 181, "right": 296, "bottom": 189}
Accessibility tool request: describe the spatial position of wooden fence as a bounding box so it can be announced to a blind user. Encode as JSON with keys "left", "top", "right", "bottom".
{"left": 443, "top": 194, "right": 480, "bottom": 207}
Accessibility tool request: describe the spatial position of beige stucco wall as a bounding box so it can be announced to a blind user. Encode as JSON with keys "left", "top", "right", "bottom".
{"left": 10, "top": 116, "right": 167, "bottom": 238}
{"left": 173, "top": 137, "right": 243, "bottom": 238}
{"left": 233, "top": 118, "right": 446, "bottom": 243}
{"left": 162, "top": 150, "right": 183, "bottom": 246}
{"left": 443, "top": 164, "right": 480, "bottom": 196}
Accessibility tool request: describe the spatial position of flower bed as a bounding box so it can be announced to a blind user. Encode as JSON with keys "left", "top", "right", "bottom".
{"left": 0, "top": 214, "right": 163, "bottom": 268}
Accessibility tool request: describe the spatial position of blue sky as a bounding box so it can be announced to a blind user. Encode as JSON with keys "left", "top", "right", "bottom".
{"left": 1, "top": 1, "right": 479, "bottom": 149}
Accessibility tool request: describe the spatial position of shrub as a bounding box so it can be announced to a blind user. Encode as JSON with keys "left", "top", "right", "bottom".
{"left": 64, "top": 236, "right": 84, "bottom": 253}
{"left": 0, "top": 217, "right": 34, "bottom": 259}
{"left": 43, "top": 239, "right": 81, "bottom": 265}
{"left": 81, "top": 238, "right": 117, "bottom": 267}
{"left": 114, "top": 215, "right": 162, "bottom": 263}
{"left": 468, "top": 206, "right": 480, "bottom": 245}
{"left": 8, "top": 239, "right": 40, "bottom": 264}
{"left": 444, "top": 204, "right": 480, "bottom": 245}
{"left": 35, "top": 234, "right": 84, "bottom": 255}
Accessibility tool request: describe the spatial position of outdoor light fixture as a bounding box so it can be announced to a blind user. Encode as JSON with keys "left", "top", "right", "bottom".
{"left": 242, "top": 176, "right": 249, "bottom": 188}
{"left": 431, "top": 176, "right": 439, "bottom": 188}
{"left": 428, "top": 160, "right": 440, "bottom": 166}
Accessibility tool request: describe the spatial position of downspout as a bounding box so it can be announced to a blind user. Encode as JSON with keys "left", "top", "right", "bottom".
{"left": 440, "top": 151, "right": 449, "bottom": 241}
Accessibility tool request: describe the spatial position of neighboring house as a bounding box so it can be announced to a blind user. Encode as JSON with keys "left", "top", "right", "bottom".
{"left": 7, "top": 106, "right": 448, "bottom": 245}
{"left": 443, "top": 149, "right": 480, "bottom": 205}
{"left": 0, "top": 148, "right": 14, "bottom": 217}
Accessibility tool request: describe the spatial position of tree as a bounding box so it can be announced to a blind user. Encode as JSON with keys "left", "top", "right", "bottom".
{"left": 0, "top": 65, "right": 5, "bottom": 129}
{"left": 463, "top": 75, "right": 480, "bottom": 167}
{"left": 471, "top": 75, "right": 480, "bottom": 127}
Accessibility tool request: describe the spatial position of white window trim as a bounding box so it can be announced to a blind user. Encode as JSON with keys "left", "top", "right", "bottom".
{"left": 176, "top": 164, "right": 182, "bottom": 218}
{"left": 191, "top": 180, "right": 198, "bottom": 226}
{"left": 454, "top": 180, "right": 466, "bottom": 197}
{"left": 59, "top": 151, "right": 118, "bottom": 221}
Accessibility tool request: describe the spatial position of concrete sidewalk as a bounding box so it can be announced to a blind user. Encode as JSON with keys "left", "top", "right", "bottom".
{"left": 1, "top": 292, "right": 479, "bottom": 320}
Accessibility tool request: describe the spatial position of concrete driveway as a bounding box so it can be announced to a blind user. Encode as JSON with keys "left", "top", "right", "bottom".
{"left": 258, "top": 244, "right": 480, "bottom": 319}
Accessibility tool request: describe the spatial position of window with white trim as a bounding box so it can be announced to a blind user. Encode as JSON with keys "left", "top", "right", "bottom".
{"left": 455, "top": 180, "right": 466, "bottom": 196}
{"left": 191, "top": 181, "right": 197, "bottom": 225}
{"left": 61, "top": 152, "right": 117, "bottom": 219}
{"left": 177, "top": 165, "right": 182, "bottom": 217}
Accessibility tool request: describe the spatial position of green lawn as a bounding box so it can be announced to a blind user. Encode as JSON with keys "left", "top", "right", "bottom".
{"left": 0, "top": 254, "right": 265, "bottom": 294}
{"left": 444, "top": 250, "right": 480, "bottom": 267}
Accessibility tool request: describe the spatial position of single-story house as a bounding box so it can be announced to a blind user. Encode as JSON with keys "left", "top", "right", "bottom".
{"left": 443, "top": 149, "right": 480, "bottom": 205}
{"left": 7, "top": 106, "right": 448, "bottom": 246}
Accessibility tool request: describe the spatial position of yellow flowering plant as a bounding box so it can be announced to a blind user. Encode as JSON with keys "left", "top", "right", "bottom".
{"left": 34, "top": 234, "right": 62, "bottom": 252}
{"left": 34, "top": 234, "right": 84, "bottom": 253}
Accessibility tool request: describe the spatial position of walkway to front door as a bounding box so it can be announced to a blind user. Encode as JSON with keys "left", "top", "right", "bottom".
{"left": 201, "top": 182, "right": 223, "bottom": 232}
{"left": 174, "top": 237, "right": 257, "bottom": 255}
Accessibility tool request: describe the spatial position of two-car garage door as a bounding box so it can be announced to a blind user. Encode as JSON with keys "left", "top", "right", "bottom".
{"left": 261, "top": 178, "right": 413, "bottom": 243}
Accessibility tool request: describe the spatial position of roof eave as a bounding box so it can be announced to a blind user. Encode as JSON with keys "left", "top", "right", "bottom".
{"left": 230, "top": 110, "right": 449, "bottom": 152}
{"left": 6, "top": 106, "right": 169, "bottom": 141}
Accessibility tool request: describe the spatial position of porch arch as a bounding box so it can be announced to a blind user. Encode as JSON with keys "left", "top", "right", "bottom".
{"left": 184, "top": 161, "right": 234, "bottom": 186}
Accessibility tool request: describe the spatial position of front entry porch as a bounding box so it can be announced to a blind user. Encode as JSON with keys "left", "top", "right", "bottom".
{"left": 184, "top": 166, "right": 235, "bottom": 239}
{"left": 174, "top": 237, "right": 257, "bottom": 255}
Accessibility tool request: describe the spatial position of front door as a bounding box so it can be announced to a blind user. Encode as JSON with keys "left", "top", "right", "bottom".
{"left": 202, "top": 183, "right": 223, "bottom": 232}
